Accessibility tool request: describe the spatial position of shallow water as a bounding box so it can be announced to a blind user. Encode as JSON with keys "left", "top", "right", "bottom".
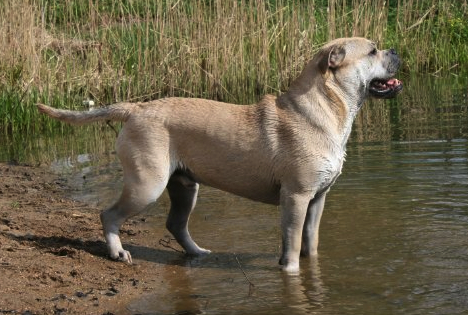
{"left": 121, "top": 138, "right": 468, "bottom": 315}
{"left": 2, "top": 75, "right": 468, "bottom": 314}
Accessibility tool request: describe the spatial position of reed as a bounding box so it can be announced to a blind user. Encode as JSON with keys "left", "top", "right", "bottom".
{"left": 0, "top": 0, "right": 467, "bottom": 133}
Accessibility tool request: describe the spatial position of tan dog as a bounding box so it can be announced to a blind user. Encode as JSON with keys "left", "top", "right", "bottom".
{"left": 37, "top": 37, "right": 402, "bottom": 273}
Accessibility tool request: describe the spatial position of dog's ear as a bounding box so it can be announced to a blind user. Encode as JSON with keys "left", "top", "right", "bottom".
{"left": 318, "top": 45, "right": 346, "bottom": 74}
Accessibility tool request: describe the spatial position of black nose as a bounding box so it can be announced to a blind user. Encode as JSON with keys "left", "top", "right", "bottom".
{"left": 389, "top": 48, "right": 397, "bottom": 55}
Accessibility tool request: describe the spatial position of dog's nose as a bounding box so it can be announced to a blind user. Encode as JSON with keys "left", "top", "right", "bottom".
{"left": 389, "top": 48, "right": 397, "bottom": 55}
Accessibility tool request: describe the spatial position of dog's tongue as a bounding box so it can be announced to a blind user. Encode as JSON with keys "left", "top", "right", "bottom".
{"left": 386, "top": 78, "right": 401, "bottom": 87}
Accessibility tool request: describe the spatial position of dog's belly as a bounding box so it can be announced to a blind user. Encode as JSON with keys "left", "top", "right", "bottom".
{"left": 174, "top": 139, "right": 281, "bottom": 204}
{"left": 201, "top": 177, "right": 280, "bottom": 205}
{"left": 181, "top": 160, "right": 281, "bottom": 205}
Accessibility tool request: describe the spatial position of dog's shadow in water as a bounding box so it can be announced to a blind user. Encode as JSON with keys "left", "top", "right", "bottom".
{"left": 126, "top": 242, "right": 278, "bottom": 271}
{"left": 5, "top": 232, "right": 277, "bottom": 270}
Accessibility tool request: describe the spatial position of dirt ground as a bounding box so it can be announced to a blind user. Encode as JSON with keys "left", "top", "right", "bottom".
{"left": 0, "top": 162, "right": 179, "bottom": 314}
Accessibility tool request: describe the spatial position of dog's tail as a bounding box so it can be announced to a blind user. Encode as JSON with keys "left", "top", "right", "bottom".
{"left": 37, "top": 103, "right": 137, "bottom": 125}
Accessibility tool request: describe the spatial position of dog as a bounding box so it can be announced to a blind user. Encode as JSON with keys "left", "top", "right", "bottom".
{"left": 37, "top": 37, "right": 402, "bottom": 273}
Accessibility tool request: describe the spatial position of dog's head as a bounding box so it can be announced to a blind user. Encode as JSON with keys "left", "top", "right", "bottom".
{"left": 316, "top": 37, "right": 403, "bottom": 100}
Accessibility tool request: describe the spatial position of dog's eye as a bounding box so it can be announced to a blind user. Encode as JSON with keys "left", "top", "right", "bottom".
{"left": 369, "top": 48, "right": 377, "bottom": 55}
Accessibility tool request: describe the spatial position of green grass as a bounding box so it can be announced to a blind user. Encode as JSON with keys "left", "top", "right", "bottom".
{"left": 0, "top": 0, "right": 467, "bottom": 133}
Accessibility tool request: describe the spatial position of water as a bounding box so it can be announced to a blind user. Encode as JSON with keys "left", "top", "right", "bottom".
{"left": 2, "top": 75, "right": 468, "bottom": 314}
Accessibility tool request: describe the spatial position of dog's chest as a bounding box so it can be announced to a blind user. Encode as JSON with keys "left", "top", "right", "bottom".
{"left": 313, "top": 153, "right": 345, "bottom": 194}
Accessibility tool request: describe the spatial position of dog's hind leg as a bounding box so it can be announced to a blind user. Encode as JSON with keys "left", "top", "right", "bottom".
{"left": 100, "top": 164, "right": 169, "bottom": 263}
{"left": 165, "top": 172, "right": 211, "bottom": 256}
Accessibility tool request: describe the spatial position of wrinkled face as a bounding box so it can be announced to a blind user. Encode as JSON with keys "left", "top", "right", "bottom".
{"left": 319, "top": 37, "right": 403, "bottom": 99}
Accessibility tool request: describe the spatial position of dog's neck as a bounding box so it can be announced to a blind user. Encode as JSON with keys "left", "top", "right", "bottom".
{"left": 322, "top": 76, "right": 366, "bottom": 147}
{"left": 278, "top": 65, "right": 364, "bottom": 149}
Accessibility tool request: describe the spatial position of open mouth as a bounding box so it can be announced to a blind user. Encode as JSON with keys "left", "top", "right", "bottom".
{"left": 369, "top": 78, "right": 403, "bottom": 99}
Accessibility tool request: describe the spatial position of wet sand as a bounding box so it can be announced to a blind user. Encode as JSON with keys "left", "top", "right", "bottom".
{"left": 0, "top": 162, "right": 180, "bottom": 314}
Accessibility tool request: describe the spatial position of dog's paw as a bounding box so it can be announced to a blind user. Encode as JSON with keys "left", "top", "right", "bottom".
{"left": 198, "top": 248, "right": 212, "bottom": 255}
{"left": 110, "top": 250, "right": 133, "bottom": 264}
{"left": 280, "top": 262, "right": 300, "bottom": 274}
{"left": 279, "top": 257, "right": 300, "bottom": 274}
{"left": 186, "top": 248, "right": 211, "bottom": 256}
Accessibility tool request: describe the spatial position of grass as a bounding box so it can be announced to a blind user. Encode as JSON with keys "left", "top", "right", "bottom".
{"left": 0, "top": 0, "right": 467, "bottom": 133}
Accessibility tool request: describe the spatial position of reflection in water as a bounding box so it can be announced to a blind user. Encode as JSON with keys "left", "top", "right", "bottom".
{"left": 1, "top": 76, "right": 468, "bottom": 314}
{"left": 282, "top": 257, "right": 327, "bottom": 315}
{"left": 136, "top": 262, "right": 206, "bottom": 315}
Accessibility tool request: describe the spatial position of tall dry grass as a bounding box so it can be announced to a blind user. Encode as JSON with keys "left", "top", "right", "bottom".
{"left": 0, "top": 0, "right": 467, "bottom": 133}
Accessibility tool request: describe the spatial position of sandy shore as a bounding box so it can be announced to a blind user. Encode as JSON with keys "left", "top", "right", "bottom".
{"left": 0, "top": 162, "right": 179, "bottom": 314}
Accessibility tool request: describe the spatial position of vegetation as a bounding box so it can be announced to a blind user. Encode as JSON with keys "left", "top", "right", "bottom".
{"left": 0, "top": 0, "right": 467, "bottom": 134}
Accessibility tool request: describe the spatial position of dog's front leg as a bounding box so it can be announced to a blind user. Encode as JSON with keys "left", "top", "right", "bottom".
{"left": 301, "top": 190, "right": 328, "bottom": 257}
{"left": 279, "top": 189, "right": 312, "bottom": 273}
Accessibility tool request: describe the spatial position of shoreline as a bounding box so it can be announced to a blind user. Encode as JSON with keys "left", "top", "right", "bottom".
{"left": 0, "top": 162, "right": 175, "bottom": 314}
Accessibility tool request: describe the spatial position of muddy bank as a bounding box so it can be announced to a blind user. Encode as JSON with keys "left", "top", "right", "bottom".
{"left": 0, "top": 163, "right": 181, "bottom": 314}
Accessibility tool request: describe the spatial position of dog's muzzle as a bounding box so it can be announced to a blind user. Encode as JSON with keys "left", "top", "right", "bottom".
{"left": 369, "top": 48, "right": 403, "bottom": 99}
